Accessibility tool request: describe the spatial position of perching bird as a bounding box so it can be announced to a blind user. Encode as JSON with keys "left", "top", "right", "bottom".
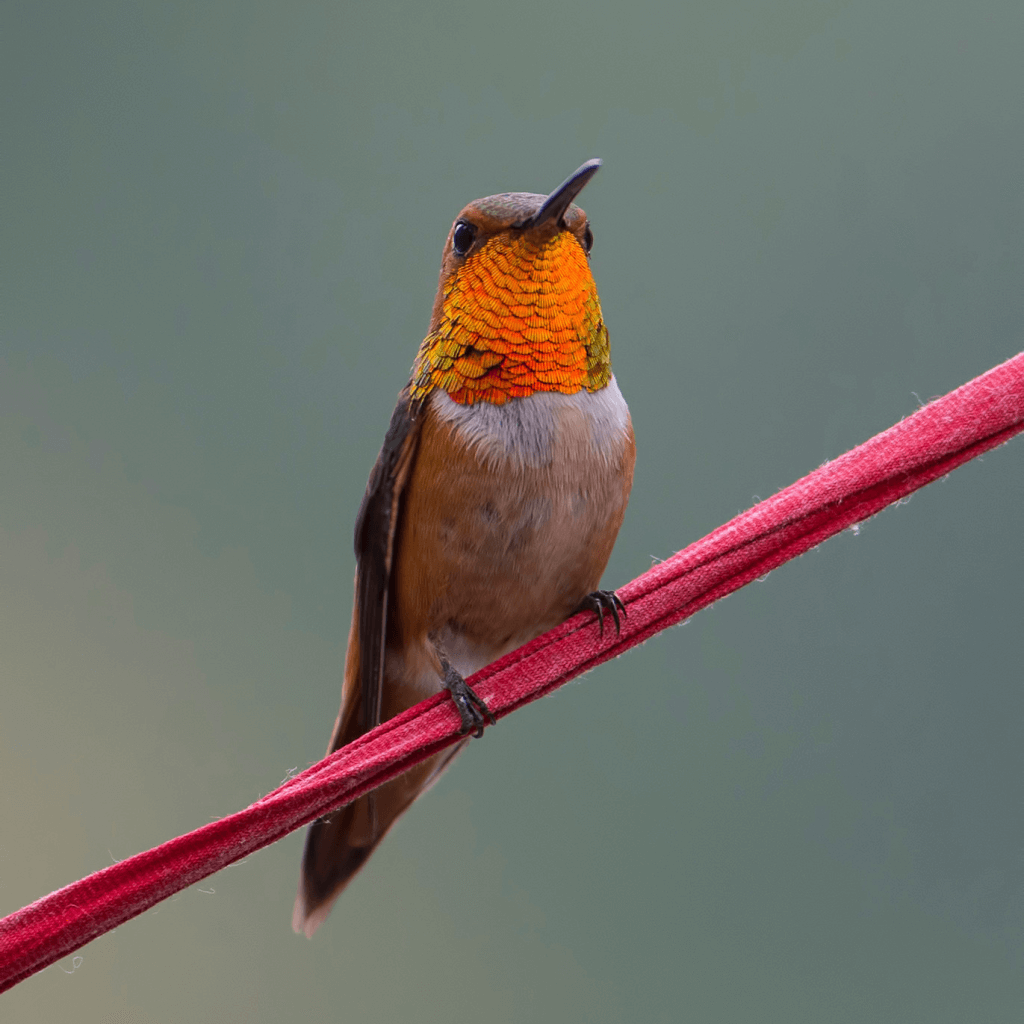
{"left": 293, "top": 160, "right": 634, "bottom": 937}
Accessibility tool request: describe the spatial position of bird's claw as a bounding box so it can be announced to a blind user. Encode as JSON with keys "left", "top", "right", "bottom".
{"left": 575, "top": 589, "right": 627, "bottom": 637}
{"left": 442, "top": 662, "right": 495, "bottom": 738}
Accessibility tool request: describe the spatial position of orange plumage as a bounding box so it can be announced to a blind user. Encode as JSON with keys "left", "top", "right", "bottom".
{"left": 411, "top": 230, "right": 611, "bottom": 405}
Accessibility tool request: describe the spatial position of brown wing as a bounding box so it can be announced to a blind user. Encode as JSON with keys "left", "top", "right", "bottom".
{"left": 351, "top": 392, "right": 423, "bottom": 733}
{"left": 292, "top": 391, "right": 428, "bottom": 937}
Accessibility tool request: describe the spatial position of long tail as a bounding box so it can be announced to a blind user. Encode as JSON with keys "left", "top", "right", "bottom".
{"left": 292, "top": 703, "right": 466, "bottom": 937}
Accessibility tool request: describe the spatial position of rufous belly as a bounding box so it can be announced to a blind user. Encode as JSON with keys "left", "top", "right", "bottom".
{"left": 390, "top": 381, "right": 635, "bottom": 691}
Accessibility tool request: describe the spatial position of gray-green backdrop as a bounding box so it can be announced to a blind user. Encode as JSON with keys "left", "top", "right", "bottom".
{"left": 3, "top": 2, "right": 1022, "bottom": 1021}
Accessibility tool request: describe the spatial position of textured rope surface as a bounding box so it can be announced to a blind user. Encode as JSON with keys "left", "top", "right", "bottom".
{"left": 2, "top": 351, "right": 1022, "bottom": 992}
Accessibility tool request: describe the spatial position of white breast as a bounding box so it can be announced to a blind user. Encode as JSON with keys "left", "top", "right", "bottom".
{"left": 429, "top": 376, "right": 631, "bottom": 470}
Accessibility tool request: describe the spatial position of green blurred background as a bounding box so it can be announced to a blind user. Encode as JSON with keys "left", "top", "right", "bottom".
{"left": 3, "top": 1, "right": 1023, "bottom": 1020}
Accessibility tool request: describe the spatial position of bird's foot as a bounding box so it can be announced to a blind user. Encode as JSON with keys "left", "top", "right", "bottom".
{"left": 575, "top": 589, "right": 626, "bottom": 636}
{"left": 441, "top": 659, "right": 495, "bottom": 738}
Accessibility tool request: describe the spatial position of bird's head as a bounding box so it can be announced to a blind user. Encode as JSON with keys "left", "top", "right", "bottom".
{"left": 412, "top": 160, "right": 610, "bottom": 406}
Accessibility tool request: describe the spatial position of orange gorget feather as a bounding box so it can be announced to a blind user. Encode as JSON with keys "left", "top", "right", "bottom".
{"left": 411, "top": 231, "right": 611, "bottom": 405}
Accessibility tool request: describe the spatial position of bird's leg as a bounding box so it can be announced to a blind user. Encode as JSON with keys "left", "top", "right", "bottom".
{"left": 574, "top": 589, "right": 627, "bottom": 637}
{"left": 437, "top": 652, "right": 495, "bottom": 739}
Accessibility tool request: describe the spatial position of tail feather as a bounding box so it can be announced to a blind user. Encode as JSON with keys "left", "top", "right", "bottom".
{"left": 292, "top": 799, "right": 377, "bottom": 938}
{"left": 292, "top": 739, "right": 469, "bottom": 937}
{"left": 293, "top": 591, "right": 472, "bottom": 937}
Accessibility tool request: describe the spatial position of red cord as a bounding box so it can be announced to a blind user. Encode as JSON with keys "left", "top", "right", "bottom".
{"left": 2, "top": 352, "right": 1022, "bottom": 992}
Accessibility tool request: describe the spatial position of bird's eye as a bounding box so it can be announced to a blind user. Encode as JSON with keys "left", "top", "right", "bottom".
{"left": 582, "top": 223, "right": 594, "bottom": 254}
{"left": 452, "top": 221, "right": 475, "bottom": 257}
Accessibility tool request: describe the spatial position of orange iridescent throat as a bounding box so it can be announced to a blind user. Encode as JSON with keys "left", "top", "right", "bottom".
{"left": 410, "top": 230, "right": 611, "bottom": 405}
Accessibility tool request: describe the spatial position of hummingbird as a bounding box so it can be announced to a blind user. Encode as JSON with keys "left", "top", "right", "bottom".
{"left": 293, "top": 159, "right": 635, "bottom": 937}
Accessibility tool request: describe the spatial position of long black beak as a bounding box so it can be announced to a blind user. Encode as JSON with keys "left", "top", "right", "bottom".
{"left": 517, "top": 158, "right": 602, "bottom": 229}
